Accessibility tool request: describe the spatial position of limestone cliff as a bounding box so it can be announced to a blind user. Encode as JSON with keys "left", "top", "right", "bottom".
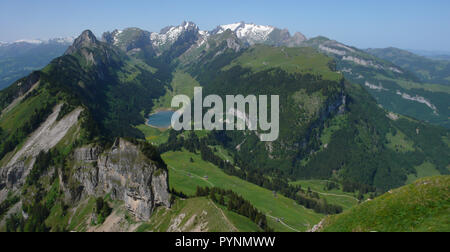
{"left": 71, "top": 138, "right": 170, "bottom": 221}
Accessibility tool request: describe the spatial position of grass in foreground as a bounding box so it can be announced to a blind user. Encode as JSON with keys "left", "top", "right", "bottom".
{"left": 320, "top": 176, "right": 450, "bottom": 232}
{"left": 406, "top": 162, "right": 441, "bottom": 184}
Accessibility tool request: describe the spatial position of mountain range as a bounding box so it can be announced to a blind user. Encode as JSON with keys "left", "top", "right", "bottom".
{"left": 0, "top": 21, "right": 448, "bottom": 232}
{"left": 2, "top": 22, "right": 449, "bottom": 128}
{"left": 0, "top": 37, "right": 74, "bottom": 90}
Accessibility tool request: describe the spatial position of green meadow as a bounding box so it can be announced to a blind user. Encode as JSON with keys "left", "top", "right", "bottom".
{"left": 162, "top": 150, "right": 323, "bottom": 232}
{"left": 289, "top": 180, "right": 360, "bottom": 210}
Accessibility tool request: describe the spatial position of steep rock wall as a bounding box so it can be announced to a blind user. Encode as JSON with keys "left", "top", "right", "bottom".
{"left": 72, "top": 139, "right": 170, "bottom": 221}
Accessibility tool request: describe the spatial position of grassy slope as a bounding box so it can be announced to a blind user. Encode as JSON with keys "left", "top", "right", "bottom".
{"left": 321, "top": 176, "right": 450, "bottom": 232}
{"left": 406, "top": 162, "right": 441, "bottom": 184}
{"left": 366, "top": 47, "right": 450, "bottom": 86}
{"left": 0, "top": 90, "right": 49, "bottom": 131}
{"left": 162, "top": 150, "right": 323, "bottom": 232}
{"left": 376, "top": 75, "right": 450, "bottom": 94}
{"left": 153, "top": 69, "right": 200, "bottom": 110}
{"left": 136, "top": 124, "right": 170, "bottom": 145}
{"left": 136, "top": 69, "right": 201, "bottom": 144}
{"left": 289, "top": 180, "right": 360, "bottom": 210}
{"left": 0, "top": 89, "right": 55, "bottom": 167}
{"left": 138, "top": 197, "right": 262, "bottom": 232}
{"left": 223, "top": 45, "right": 341, "bottom": 81}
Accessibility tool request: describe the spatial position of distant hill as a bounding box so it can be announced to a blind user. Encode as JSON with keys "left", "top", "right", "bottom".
{"left": 317, "top": 176, "right": 450, "bottom": 232}
{"left": 408, "top": 49, "right": 450, "bottom": 61}
{"left": 366, "top": 47, "right": 450, "bottom": 86}
{"left": 303, "top": 37, "right": 450, "bottom": 128}
{"left": 0, "top": 39, "right": 72, "bottom": 90}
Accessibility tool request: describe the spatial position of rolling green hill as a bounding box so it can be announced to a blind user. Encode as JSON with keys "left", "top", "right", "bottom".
{"left": 183, "top": 42, "right": 449, "bottom": 192}
{"left": 290, "top": 180, "right": 361, "bottom": 210}
{"left": 138, "top": 197, "right": 263, "bottom": 232}
{"left": 162, "top": 150, "right": 323, "bottom": 232}
{"left": 319, "top": 176, "right": 450, "bottom": 232}
{"left": 366, "top": 47, "right": 450, "bottom": 86}
{"left": 0, "top": 41, "right": 70, "bottom": 90}
{"left": 305, "top": 37, "right": 450, "bottom": 128}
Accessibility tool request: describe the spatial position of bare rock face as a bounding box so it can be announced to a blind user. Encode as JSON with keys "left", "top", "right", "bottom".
{"left": 74, "top": 145, "right": 102, "bottom": 162}
{"left": 73, "top": 139, "right": 170, "bottom": 221}
{"left": 1, "top": 161, "right": 26, "bottom": 189}
{"left": 65, "top": 30, "right": 99, "bottom": 55}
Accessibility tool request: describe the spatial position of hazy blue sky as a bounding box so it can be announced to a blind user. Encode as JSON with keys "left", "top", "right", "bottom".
{"left": 1, "top": 0, "right": 449, "bottom": 51}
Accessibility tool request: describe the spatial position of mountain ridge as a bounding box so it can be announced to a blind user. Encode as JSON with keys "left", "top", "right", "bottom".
{"left": 0, "top": 25, "right": 448, "bottom": 232}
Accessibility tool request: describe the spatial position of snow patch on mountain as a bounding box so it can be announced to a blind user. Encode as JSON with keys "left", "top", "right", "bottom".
{"left": 3, "top": 37, "right": 74, "bottom": 46}
{"left": 197, "top": 30, "right": 210, "bottom": 46}
{"left": 216, "top": 22, "right": 275, "bottom": 45}
{"left": 14, "top": 39, "right": 44, "bottom": 44}
{"left": 113, "top": 30, "right": 123, "bottom": 45}
{"left": 48, "top": 37, "right": 75, "bottom": 44}
{"left": 151, "top": 21, "right": 200, "bottom": 48}
{"left": 217, "top": 23, "right": 244, "bottom": 33}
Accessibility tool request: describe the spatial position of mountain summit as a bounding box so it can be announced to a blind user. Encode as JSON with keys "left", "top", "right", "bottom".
{"left": 65, "top": 30, "right": 99, "bottom": 55}
{"left": 212, "top": 22, "right": 306, "bottom": 46}
{"left": 101, "top": 21, "right": 308, "bottom": 58}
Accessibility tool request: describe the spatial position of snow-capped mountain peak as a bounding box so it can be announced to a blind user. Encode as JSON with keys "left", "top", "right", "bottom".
{"left": 47, "top": 37, "right": 75, "bottom": 44}
{"left": 151, "top": 21, "right": 201, "bottom": 48}
{"left": 104, "top": 30, "right": 123, "bottom": 46}
{"left": 214, "top": 22, "right": 277, "bottom": 45}
{"left": 3, "top": 37, "right": 75, "bottom": 46}
{"left": 14, "top": 39, "right": 44, "bottom": 44}
{"left": 217, "top": 22, "right": 246, "bottom": 33}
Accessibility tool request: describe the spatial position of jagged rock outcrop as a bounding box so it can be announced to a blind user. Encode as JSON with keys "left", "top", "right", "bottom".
{"left": 1, "top": 161, "right": 26, "bottom": 189}
{"left": 73, "top": 145, "right": 102, "bottom": 162}
{"left": 212, "top": 22, "right": 307, "bottom": 47}
{"left": 102, "top": 28, "right": 155, "bottom": 55}
{"left": 65, "top": 30, "right": 99, "bottom": 55}
{"left": 286, "top": 32, "right": 307, "bottom": 47}
{"left": 72, "top": 139, "right": 170, "bottom": 221}
{"left": 63, "top": 30, "right": 123, "bottom": 80}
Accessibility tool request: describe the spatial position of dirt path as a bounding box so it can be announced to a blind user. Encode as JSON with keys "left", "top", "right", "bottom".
{"left": 168, "top": 165, "right": 215, "bottom": 187}
{"left": 266, "top": 214, "right": 301, "bottom": 232}
{"left": 299, "top": 180, "right": 359, "bottom": 201}
{"left": 209, "top": 199, "right": 238, "bottom": 232}
{"left": 312, "top": 190, "right": 358, "bottom": 201}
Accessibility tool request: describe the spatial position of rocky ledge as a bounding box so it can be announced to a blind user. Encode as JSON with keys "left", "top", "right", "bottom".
{"left": 72, "top": 138, "right": 170, "bottom": 221}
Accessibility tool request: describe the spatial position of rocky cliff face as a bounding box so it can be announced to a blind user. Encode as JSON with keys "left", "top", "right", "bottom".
{"left": 65, "top": 30, "right": 100, "bottom": 55}
{"left": 102, "top": 28, "right": 154, "bottom": 55}
{"left": 72, "top": 139, "right": 170, "bottom": 221}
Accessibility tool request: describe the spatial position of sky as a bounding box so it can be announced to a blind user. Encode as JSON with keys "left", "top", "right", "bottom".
{"left": 1, "top": 0, "right": 449, "bottom": 51}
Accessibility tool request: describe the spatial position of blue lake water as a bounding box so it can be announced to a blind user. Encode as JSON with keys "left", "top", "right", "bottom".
{"left": 147, "top": 110, "right": 175, "bottom": 128}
